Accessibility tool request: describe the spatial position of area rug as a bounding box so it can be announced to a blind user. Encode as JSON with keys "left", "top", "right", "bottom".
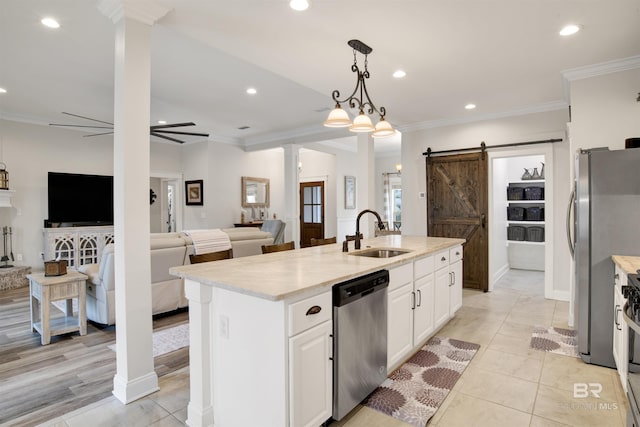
{"left": 108, "top": 323, "right": 189, "bottom": 357}
{"left": 364, "top": 336, "right": 480, "bottom": 427}
{"left": 529, "top": 326, "right": 579, "bottom": 358}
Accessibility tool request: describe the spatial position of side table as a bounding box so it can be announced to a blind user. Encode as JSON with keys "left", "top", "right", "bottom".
{"left": 27, "top": 270, "right": 88, "bottom": 345}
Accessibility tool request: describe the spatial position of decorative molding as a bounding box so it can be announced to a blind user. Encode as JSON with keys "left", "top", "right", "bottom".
{"left": 98, "top": 0, "right": 171, "bottom": 25}
{"left": 561, "top": 55, "right": 640, "bottom": 82}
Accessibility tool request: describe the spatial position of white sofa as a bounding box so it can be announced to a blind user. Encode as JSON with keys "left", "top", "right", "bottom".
{"left": 81, "top": 228, "right": 273, "bottom": 325}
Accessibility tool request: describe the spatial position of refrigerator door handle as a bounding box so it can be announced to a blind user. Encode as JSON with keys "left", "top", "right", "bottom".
{"left": 566, "top": 189, "right": 576, "bottom": 258}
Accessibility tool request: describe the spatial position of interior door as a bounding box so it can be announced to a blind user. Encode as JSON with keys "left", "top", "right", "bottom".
{"left": 426, "top": 152, "right": 488, "bottom": 291}
{"left": 300, "top": 181, "right": 325, "bottom": 248}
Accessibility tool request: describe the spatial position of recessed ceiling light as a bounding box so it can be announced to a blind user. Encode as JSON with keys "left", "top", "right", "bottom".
{"left": 246, "top": 88, "right": 257, "bottom": 95}
{"left": 157, "top": 120, "right": 167, "bottom": 124}
{"left": 559, "top": 24, "right": 580, "bottom": 36}
{"left": 465, "top": 103, "right": 476, "bottom": 110}
{"left": 41, "top": 17, "right": 60, "bottom": 29}
{"left": 290, "top": 0, "right": 310, "bottom": 11}
{"left": 0, "top": 88, "right": 6, "bottom": 94}
{"left": 393, "top": 70, "right": 406, "bottom": 79}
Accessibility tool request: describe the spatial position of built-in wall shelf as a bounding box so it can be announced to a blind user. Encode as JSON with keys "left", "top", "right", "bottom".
{"left": 505, "top": 200, "right": 545, "bottom": 205}
{"left": 0, "top": 189, "right": 15, "bottom": 207}
{"left": 509, "top": 179, "right": 545, "bottom": 184}
{"left": 507, "top": 221, "right": 545, "bottom": 225}
{"left": 507, "top": 241, "right": 545, "bottom": 246}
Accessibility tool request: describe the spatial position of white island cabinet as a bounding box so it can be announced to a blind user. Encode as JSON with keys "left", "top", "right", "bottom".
{"left": 172, "top": 235, "right": 465, "bottom": 427}
{"left": 387, "top": 245, "right": 463, "bottom": 372}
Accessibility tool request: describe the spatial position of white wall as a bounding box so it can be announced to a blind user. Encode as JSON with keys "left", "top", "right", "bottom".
{"left": 299, "top": 149, "right": 337, "bottom": 239}
{"left": 0, "top": 119, "right": 183, "bottom": 269}
{"left": 569, "top": 68, "right": 640, "bottom": 153}
{"left": 149, "top": 177, "right": 162, "bottom": 232}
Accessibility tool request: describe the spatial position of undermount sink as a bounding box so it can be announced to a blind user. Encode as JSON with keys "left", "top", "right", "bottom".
{"left": 349, "top": 248, "right": 412, "bottom": 258}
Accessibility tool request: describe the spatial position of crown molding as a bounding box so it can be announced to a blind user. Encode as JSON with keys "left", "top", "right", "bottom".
{"left": 561, "top": 55, "right": 640, "bottom": 82}
{"left": 98, "top": 0, "right": 171, "bottom": 25}
{"left": 398, "top": 101, "right": 568, "bottom": 133}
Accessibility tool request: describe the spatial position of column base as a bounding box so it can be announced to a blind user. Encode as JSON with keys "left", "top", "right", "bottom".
{"left": 186, "top": 402, "right": 214, "bottom": 427}
{"left": 112, "top": 371, "right": 159, "bottom": 404}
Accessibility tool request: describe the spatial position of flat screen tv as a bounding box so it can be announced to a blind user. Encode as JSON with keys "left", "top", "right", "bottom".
{"left": 47, "top": 172, "right": 114, "bottom": 226}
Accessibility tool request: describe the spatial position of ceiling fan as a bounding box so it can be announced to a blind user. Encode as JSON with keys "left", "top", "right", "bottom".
{"left": 49, "top": 112, "right": 210, "bottom": 144}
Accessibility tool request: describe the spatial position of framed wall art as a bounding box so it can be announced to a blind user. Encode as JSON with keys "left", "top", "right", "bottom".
{"left": 185, "top": 180, "right": 204, "bottom": 206}
{"left": 344, "top": 175, "right": 356, "bottom": 209}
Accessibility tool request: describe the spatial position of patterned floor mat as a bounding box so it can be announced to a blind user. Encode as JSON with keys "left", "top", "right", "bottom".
{"left": 529, "top": 326, "right": 579, "bottom": 358}
{"left": 364, "top": 336, "right": 480, "bottom": 427}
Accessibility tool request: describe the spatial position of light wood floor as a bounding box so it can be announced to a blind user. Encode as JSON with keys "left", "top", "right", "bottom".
{"left": 0, "top": 285, "right": 189, "bottom": 427}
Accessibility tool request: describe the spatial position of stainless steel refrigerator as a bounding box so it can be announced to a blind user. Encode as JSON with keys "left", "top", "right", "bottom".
{"left": 570, "top": 147, "right": 640, "bottom": 368}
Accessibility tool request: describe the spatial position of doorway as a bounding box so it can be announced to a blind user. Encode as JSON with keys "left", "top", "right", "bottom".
{"left": 150, "top": 172, "right": 183, "bottom": 233}
{"left": 488, "top": 146, "right": 554, "bottom": 298}
{"left": 299, "top": 181, "right": 325, "bottom": 247}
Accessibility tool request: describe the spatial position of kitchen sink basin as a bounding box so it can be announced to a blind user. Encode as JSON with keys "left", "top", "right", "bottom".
{"left": 349, "top": 248, "right": 412, "bottom": 258}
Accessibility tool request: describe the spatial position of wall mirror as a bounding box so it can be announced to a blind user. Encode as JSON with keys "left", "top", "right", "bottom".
{"left": 241, "top": 176, "right": 270, "bottom": 207}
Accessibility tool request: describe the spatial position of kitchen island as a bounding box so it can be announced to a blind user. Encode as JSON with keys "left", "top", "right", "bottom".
{"left": 171, "top": 234, "right": 465, "bottom": 427}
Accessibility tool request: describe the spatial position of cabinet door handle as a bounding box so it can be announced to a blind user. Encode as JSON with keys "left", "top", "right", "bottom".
{"left": 615, "top": 273, "right": 620, "bottom": 280}
{"left": 306, "top": 305, "right": 322, "bottom": 316}
{"left": 411, "top": 291, "right": 416, "bottom": 310}
{"left": 417, "top": 289, "right": 422, "bottom": 307}
{"left": 455, "top": 251, "right": 460, "bottom": 256}
{"left": 449, "top": 271, "right": 455, "bottom": 286}
{"left": 615, "top": 305, "right": 621, "bottom": 330}
{"left": 441, "top": 256, "right": 447, "bottom": 262}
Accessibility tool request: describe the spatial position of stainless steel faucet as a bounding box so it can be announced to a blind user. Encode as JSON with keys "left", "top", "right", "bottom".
{"left": 354, "top": 209, "right": 385, "bottom": 250}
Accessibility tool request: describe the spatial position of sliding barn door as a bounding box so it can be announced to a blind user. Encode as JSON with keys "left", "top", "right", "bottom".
{"left": 427, "top": 152, "right": 488, "bottom": 291}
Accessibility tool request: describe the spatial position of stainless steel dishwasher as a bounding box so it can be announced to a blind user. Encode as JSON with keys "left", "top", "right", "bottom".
{"left": 332, "top": 269, "right": 389, "bottom": 421}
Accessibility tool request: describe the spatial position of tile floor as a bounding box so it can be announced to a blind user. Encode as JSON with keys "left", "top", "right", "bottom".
{"left": 38, "top": 270, "right": 628, "bottom": 427}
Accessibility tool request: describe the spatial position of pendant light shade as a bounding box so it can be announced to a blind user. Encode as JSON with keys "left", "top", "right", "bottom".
{"left": 349, "top": 113, "right": 374, "bottom": 132}
{"left": 323, "top": 106, "right": 351, "bottom": 128}
{"left": 372, "top": 119, "right": 395, "bottom": 138}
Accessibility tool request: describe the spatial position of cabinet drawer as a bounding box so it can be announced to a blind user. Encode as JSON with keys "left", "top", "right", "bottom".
{"left": 389, "top": 263, "right": 413, "bottom": 291}
{"left": 289, "top": 291, "right": 332, "bottom": 336}
{"left": 449, "top": 246, "right": 463, "bottom": 263}
{"left": 414, "top": 255, "right": 434, "bottom": 279}
{"left": 434, "top": 250, "right": 449, "bottom": 270}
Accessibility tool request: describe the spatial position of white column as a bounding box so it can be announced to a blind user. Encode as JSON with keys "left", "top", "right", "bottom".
{"left": 184, "top": 280, "right": 214, "bottom": 427}
{"left": 283, "top": 144, "right": 301, "bottom": 246}
{"left": 99, "top": 0, "right": 170, "bottom": 404}
{"left": 357, "top": 133, "right": 376, "bottom": 236}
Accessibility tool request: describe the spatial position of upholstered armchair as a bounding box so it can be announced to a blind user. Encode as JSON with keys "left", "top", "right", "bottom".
{"left": 261, "top": 219, "right": 286, "bottom": 245}
{"left": 79, "top": 243, "right": 116, "bottom": 325}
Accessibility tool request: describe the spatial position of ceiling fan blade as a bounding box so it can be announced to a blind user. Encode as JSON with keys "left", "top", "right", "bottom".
{"left": 49, "top": 124, "right": 113, "bottom": 129}
{"left": 83, "top": 131, "right": 114, "bottom": 137}
{"left": 62, "top": 112, "right": 113, "bottom": 125}
{"left": 150, "top": 122, "right": 196, "bottom": 130}
{"left": 151, "top": 132, "right": 185, "bottom": 144}
{"left": 152, "top": 130, "right": 210, "bottom": 137}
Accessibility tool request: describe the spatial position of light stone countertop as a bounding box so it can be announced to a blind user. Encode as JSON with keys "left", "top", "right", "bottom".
{"left": 170, "top": 235, "right": 465, "bottom": 301}
{"left": 612, "top": 255, "right": 640, "bottom": 276}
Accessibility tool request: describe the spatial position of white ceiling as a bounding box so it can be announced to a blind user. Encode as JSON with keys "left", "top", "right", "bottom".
{"left": 1, "top": 0, "right": 640, "bottom": 154}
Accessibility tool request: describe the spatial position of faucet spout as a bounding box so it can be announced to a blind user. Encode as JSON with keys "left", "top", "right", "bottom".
{"left": 355, "top": 209, "right": 385, "bottom": 250}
